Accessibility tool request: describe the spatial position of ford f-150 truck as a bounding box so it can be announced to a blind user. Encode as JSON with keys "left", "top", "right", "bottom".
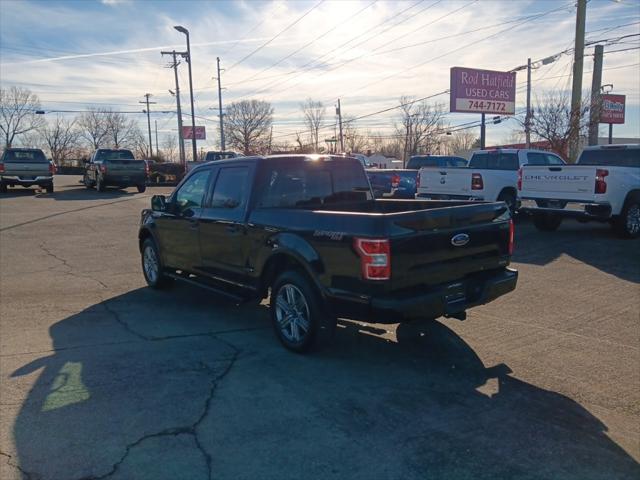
{"left": 0, "top": 148, "right": 55, "bottom": 193}
{"left": 519, "top": 144, "right": 640, "bottom": 238}
{"left": 83, "top": 149, "right": 147, "bottom": 192}
{"left": 416, "top": 149, "right": 565, "bottom": 213}
{"left": 138, "top": 155, "right": 517, "bottom": 352}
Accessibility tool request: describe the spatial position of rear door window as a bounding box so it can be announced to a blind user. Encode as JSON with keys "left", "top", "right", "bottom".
{"left": 210, "top": 167, "right": 250, "bottom": 209}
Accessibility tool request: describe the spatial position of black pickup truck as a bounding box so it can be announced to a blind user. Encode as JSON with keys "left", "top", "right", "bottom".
{"left": 138, "top": 155, "right": 517, "bottom": 352}
{"left": 83, "top": 149, "right": 147, "bottom": 192}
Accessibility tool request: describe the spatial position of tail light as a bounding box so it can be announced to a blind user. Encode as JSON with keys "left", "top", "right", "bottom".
{"left": 144, "top": 162, "right": 150, "bottom": 175}
{"left": 391, "top": 174, "right": 400, "bottom": 189}
{"left": 471, "top": 173, "right": 484, "bottom": 190}
{"left": 0, "top": 163, "right": 4, "bottom": 173}
{"left": 595, "top": 169, "right": 608, "bottom": 194}
{"left": 354, "top": 238, "right": 391, "bottom": 281}
{"left": 99, "top": 164, "right": 107, "bottom": 175}
{"left": 49, "top": 163, "right": 56, "bottom": 175}
{"left": 517, "top": 167, "right": 522, "bottom": 191}
{"left": 508, "top": 219, "right": 515, "bottom": 255}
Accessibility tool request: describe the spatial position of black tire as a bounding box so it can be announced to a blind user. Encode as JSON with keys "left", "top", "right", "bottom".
{"left": 83, "top": 175, "right": 93, "bottom": 189}
{"left": 96, "top": 175, "right": 105, "bottom": 192}
{"left": 137, "top": 184, "right": 146, "bottom": 193}
{"left": 141, "top": 238, "right": 172, "bottom": 289}
{"left": 532, "top": 213, "right": 562, "bottom": 232}
{"left": 497, "top": 190, "right": 517, "bottom": 215}
{"left": 270, "top": 270, "right": 336, "bottom": 353}
{"left": 45, "top": 183, "right": 54, "bottom": 193}
{"left": 0, "top": 182, "right": 7, "bottom": 193}
{"left": 613, "top": 195, "right": 640, "bottom": 239}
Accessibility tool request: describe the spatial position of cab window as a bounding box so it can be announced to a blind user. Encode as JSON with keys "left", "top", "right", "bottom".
{"left": 210, "top": 167, "right": 249, "bottom": 209}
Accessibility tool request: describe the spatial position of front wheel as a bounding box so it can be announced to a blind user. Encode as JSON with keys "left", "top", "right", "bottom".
{"left": 96, "top": 175, "right": 105, "bottom": 192}
{"left": 270, "top": 270, "right": 336, "bottom": 353}
{"left": 141, "top": 238, "right": 172, "bottom": 289}
{"left": 532, "top": 213, "right": 562, "bottom": 232}
{"left": 613, "top": 196, "right": 640, "bottom": 239}
{"left": 0, "top": 182, "right": 7, "bottom": 193}
{"left": 83, "top": 175, "right": 93, "bottom": 189}
{"left": 137, "top": 184, "right": 146, "bottom": 193}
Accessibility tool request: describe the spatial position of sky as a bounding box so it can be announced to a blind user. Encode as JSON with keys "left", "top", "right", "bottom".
{"left": 0, "top": 0, "right": 639, "bottom": 152}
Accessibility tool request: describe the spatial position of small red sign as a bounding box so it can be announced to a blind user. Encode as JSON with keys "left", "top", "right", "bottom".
{"left": 599, "top": 94, "right": 625, "bottom": 124}
{"left": 182, "top": 126, "right": 206, "bottom": 140}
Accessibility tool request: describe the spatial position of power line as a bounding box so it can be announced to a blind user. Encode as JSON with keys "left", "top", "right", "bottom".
{"left": 225, "top": 0, "right": 326, "bottom": 72}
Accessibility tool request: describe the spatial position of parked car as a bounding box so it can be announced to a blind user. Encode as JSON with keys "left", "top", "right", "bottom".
{"left": 185, "top": 151, "right": 240, "bottom": 173}
{"left": 519, "top": 144, "right": 640, "bottom": 238}
{"left": 148, "top": 162, "right": 185, "bottom": 185}
{"left": 416, "top": 149, "right": 565, "bottom": 213}
{"left": 83, "top": 149, "right": 147, "bottom": 192}
{"left": 138, "top": 154, "right": 517, "bottom": 353}
{"left": 0, "top": 148, "right": 55, "bottom": 193}
{"left": 367, "top": 155, "right": 467, "bottom": 199}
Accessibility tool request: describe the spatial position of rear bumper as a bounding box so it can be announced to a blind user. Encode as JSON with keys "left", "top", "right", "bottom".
{"left": 519, "top": 198, "right": 612, "bottom": 219}
{"left": 1, "top": 175, "right": 53, "bottom": 186}
{"left": 327, "top": 267, "right": 518, "bottom": 324}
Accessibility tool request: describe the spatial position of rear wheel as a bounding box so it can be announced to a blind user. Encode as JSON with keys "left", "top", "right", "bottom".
{"left": 96, "top": 175, "right": 105, "bottom": 192}
{"left": 137, "top": 184, "right": 146, "bottom": 193}
{"left": 45, "top": 183, "right": 54, "bottom": 193}
{"left": 532, "top": 213, "right": 562, "bottom": 232}
{"left": 0, "top": 182, "right": 7, "bottom": 193}
{"left": 270, "top": 270, "right": 336, "bottom": 353}
{"left": 83, "top": 174, "right": 93, "bottom": 189}
{"left": 141, "top": 238, "right": 172, "bottom": 289}
{"left": 497, "top": 190, "right": 517, "bottom": 215}
{"left": 613, "top": 196, "right": 640, "bottom": 239}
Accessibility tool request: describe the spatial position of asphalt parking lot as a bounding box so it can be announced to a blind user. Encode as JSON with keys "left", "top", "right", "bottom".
{"left": 1, "top": 175, "right": 639, "bottom": 480}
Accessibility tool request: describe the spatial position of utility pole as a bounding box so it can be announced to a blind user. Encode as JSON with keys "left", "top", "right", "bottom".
{"left": 161, "top": 50, "right": 187, "bottom": 166}
{"left": 154, "top": 120, "right": 159, "bottom": 157}
{"left": 139, "top": 93, "right": 156, "bottom": 158}
{"left": 174, "top": 26, "right": 197, "bottom": 164}
{"left": 216, "top": 57, "right": 225, "bottom": 151}
{"left": 588, "top": 45, "right": 604, "bottom": 146}
{"left": 337, "top": 99, "right": 344, "bottom": 152}
{"left": 569, "top": 0, "right": 587, "bottom": 162}
{"left": 525, "top": 58, "right": 532, "bottom": 148}
{"left": 268, "top": 125, "right": 273, "bottom": 154}
{"left": 480, "top": 113, "right": 486, "bottom": 149}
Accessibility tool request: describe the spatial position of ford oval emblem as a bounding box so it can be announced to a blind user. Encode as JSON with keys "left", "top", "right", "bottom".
{"left": 451, "top": 233, "right": 470, "bottom": 247}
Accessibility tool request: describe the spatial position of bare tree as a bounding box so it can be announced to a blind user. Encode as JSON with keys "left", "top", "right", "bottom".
{"left": 78, "top": 108, "right": 109, "bottom": 150}
{"left": 105, "top": 111, "right": 138, "bottom": 149}
{"left": 39, "top": 115, "right": 81, "bottom": 164}
{"left": 0, "top": 87, "right": 44, "bottom": 148}
{"left": 529, "top": 91, "right": 589, "bottom": 161}
{"left": 161, "top": 134, "right": 178, "bottom": 162}
{"left": 224, "top": 99, "right": 273, "bottom": 155}
{"left": 396, "top": 96, "right": 446, "bottom": 162}
{"left": 301, "top": 98, "right": 326, "bottom": 152}
{"left": 447, "top": 130, "right": 477, "bottom": 155}
{"left": 129, "top": 127, "right": 149, "bottom": 159}
{"left": 342, "top": 116, "right": 368, "bottom": 153}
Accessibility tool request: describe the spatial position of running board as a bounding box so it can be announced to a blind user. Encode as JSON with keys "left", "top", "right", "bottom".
{"left": 165, "top": 272, "right": 246, "bottom": 303}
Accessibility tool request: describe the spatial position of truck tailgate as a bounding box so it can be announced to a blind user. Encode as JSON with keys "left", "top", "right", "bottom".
{"left": 418, "top": 168, "right": 472, "bottom": 196}
{"left": 388, "top": 202, "right": 511, "bottom": 290}
{"left": 3, "top": 161, "right": 50, "bottom": 178}
{"left": 521, "top": 165, "right": 596, "bottom": 201}
{"left": 106, "top": 160, "right": 146, "bottom": 176}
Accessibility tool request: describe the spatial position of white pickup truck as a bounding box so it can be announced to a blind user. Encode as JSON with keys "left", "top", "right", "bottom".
{"left": 519, "top": 144, "right": 640, "bottom": 238}
{"left": 415, "top": 149, "right": 565, "bottom": 213}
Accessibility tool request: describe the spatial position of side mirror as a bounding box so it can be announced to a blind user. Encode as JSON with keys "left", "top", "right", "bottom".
{"left": 151, "top": 195, "right": 167, "bottom": 212}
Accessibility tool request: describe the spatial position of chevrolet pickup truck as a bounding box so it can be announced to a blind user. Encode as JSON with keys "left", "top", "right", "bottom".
{"left": 519, "top": 144, "right": 640, "bottom": 238}
{"left": 138, "top": 155, "right": 517, "bottom": 352}
{"left": 83, "top": 148, "right": 147, "bottom": 192}
{"left": 416, "top": 149, "right": 565, "bottom": 213}
{"left": 0, "top": 148, "right": 55, "bottom": 193}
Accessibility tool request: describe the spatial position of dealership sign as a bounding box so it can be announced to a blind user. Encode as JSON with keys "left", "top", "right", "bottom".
{"left": 182, "top": 126, "right": 206, "bottom": 140}
{"left": 599, "top": 94, "right": 625, "bottom": 124}
{"left": 450, "top": 67, "right": 516, "bottom": 115}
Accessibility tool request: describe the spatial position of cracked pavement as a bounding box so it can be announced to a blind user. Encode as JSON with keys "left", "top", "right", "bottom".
{"left": 1, "top": 176, "right": 639, "bottom": 479}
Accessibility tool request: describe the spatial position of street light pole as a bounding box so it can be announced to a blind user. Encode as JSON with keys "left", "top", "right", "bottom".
{"left": 175, "top": 26, "right": 197, "bottom": 163}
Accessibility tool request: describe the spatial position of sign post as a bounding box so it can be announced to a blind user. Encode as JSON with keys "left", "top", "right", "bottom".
{"left": 598, "top": 94, "right": 625, "bottom": 145}
{"left": 450, "top": 67, "right": 516, "bottom": 148}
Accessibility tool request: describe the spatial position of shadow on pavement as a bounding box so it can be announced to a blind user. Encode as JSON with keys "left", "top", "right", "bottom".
{"left": 9, "top": 287, "right": 640, "bottom": 480}
{"left": 513, "top": 216, "right": 640, "bottom": 283}
{"left": 36, "top": 186, "right": 138, "bottom": 201}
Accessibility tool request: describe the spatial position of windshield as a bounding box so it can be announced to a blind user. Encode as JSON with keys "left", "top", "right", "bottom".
{"left": 97, "top": 150, "right": 135, "bottom": 161}
{"left": 257, "top": 158, "right": 372, "bottom": 208}
{"left": 578, "top": 148, "right": 640, "bottom": 167}
{"left": 2, "top": 149, "right": 47, "bottom": 163}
